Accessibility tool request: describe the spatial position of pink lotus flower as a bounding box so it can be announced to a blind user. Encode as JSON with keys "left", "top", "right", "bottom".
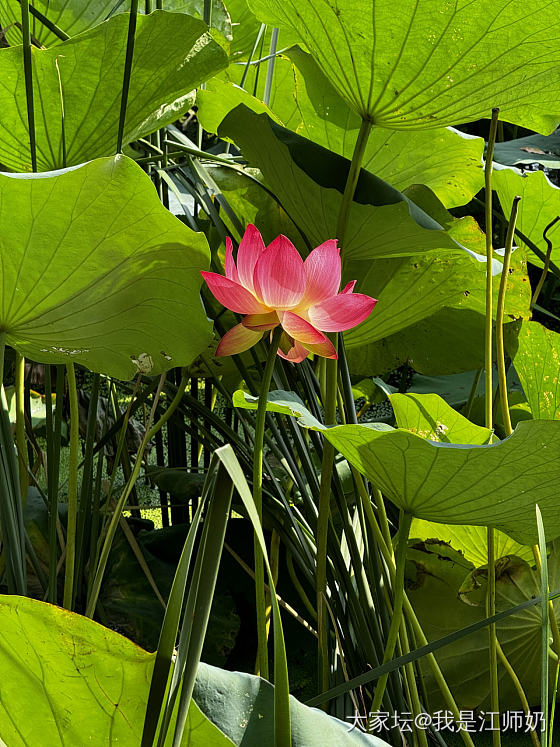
{"left": 201, "top": 225, "right": 377, "bottom": 363}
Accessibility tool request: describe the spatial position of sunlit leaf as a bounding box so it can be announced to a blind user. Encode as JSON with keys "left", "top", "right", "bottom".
{"left": 0, "top": 594, "right": 233, "bottom": 746}
{"left": 0, "top": 156, "right": 212, "bottom": 380}
{"left": 198, "top": 54, "right": 484, "bottom": 208}
{"left": 493, "top": 167, "right": 560, "bottom": 269}
{"left": 0, "top": 11, "right": 228, "bottom": 171}
{"left": 0, "top": 0, "right": 231, "bottom": 46}
{"left": 219, "top": 106, "right": 464, "bottom": 260}
{"left": 409, "top": 520, "right": 534, "bottom": 567}
{"left": 506, "top": 320, "right": 560, "bottom": 420}
{"left": 246, "top": 0, "right": 560, "bottom": 132}
{"left": 389, "top": 392, "right": 492, "bottom": 444}
{"left": 322, "top": 419, "right": 560, "bottom": 545}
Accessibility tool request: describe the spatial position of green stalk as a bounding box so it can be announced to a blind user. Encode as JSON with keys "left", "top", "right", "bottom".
{"left": 496, "top": 640, "right": 540, "bottom": 747}
{"left": 537, "top": 505, "right": 549, "bottom": 747}
{"left": 370, "top": 511, "right": 412, "bottom": 713}
{"left": 73, "top": 373, "right": 100, "bottom": 602}
{"left": 359, "top": 493, "right": 475, "bottom": 746}
{"left": 485, "top": 107, "right": 501, "bottom": 747}
{"left": 486, "top": 526, "right": 500, "bottom": 747}
{"left": 254, "top": 325, "right": 283, "bottom": 679}
{"left": 116, "top": 0, "right": 139, "bottom": 154}
{"left": 0, "top": 333, "right": 5, "bottom": 386}
{"left": 20, "top": 0, "right": 37, "bottom": 171}
{"left": 14, "top": 353, "right": 27, "bottom": 502}
{"left": 398, "top": 617, "right": 428, "bottom": 747}
{"left": 484, "top": 107, "right": 499, "bottom": 431}
{"left": 45, "top": 366, "right": 62, "bottom": 604}
{"left": 496, "top": 196, "right": 520, "bottom": 435}
{"left": 62, "top": 362, "right": 79, "bottom": 610}
{"left": 316, "top": 116, "right": 373, "bottom": 696}
{"left": 15, "top": 0, "right": 70, "bottom": 41}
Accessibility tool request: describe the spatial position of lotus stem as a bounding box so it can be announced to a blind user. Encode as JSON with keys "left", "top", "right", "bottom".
{"left": 20, "top": 0, "right": 37, "bottom": 171}
{"left": 62, "top": 362, "right": 79, "bottom": 610}
{"left": 116, "top": 0, "right": 139, "bottom": 154}
{"left": 254, "top": 325, "right": 283, "bottom": 679}
{"left": 484, "top": 107, "right": 501, "bottom": 747}
{"left": 14, "top": 353, "right": 27, "bottom": 503}
{"left": 496, "top": 195, "right": 520, "bottom": 436}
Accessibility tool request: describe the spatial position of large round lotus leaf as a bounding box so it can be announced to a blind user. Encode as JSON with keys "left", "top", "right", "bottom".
{"left": 323, "top": 419, "right": 560, "bottom": 545}
{"left": 0, "top": 0, "right": 231, "bottom": 47}
{"left": 0, "top": 594, "right": 387, "bottom": 746}
{"left": 197, "top": 55, "right": 484, "bottom": 208}
{"left": 247, "top": 0, "right": 560, "bottom": 132}
{"left": 0, "top": 594, "right": 233, "bottom": 746}
{"left": 0, "top": 156, "right": 212, "bottom": 380}
{"left": 0, "top": 11, "right": 228, "bottom": 172}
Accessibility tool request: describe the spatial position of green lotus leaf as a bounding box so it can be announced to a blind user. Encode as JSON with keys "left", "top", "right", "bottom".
{"left": 409, "top": 519, "right": 534, "bottom": 567}
{"left": 232, "top": 389, "right": 325, "bottom": 430}
{"left": 493, "top": 130, "right": 560, "bottom": 169}
{"left": 198, "top": 52, "right": 485, "bottom": 208}
{"left": 406, "top": 541, "right": 559, "bottom": 711}
{"left": 506, "top": 320, "right": 560, "bottom": 420}
{"left": 0, "top": 593, "right": 388, "bottom": 746}
{"left": 281, "top": 48, "right": 484, "bottom": 208}
{"left": 193, "top": 663, "right": 391, "bottom": 746}
{"left": 0, "top": 10, "right": 228, "bottom": 172}
{"left": 344, "top": 187, "right": 531, "bottom": 376}
{"left": 0, "top": 0, "right": 232, "bottom": 47}
{"left": 0, "top": 156, "right": 212, "bottom": 380}
{"left": 323, "top": 419, "right": 560, "bottom": 545}
{"left": 246, "top": 0, "right": 560, "bottom": 132}
{"left": 219, "top": 106, "right": 464, "bottom": 261}
{"left": 389, "top": 392, "right": 493, "bottom": 445}
{"left": 0, "top": 594, "right": 234, "bottom": 746}
{"left": 493, "top": 167, "right": 560, "bottom": 269}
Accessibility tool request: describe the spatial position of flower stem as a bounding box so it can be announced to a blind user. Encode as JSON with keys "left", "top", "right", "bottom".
{"left": 316, "top": 117, "right": 372, "bottom": 697}
{"left": 254, "top": 326, "right": 283, "bottom": 679}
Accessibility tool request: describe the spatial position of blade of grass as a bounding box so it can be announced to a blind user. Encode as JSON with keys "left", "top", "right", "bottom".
{"left": 170, "top": 455, "right": 235, "bottom": 747}
{"left": 218, "top": 446, "right": 291, "bottom": 746}
{"left": 141, "top": 497, "right": 207, "bottom": 746}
